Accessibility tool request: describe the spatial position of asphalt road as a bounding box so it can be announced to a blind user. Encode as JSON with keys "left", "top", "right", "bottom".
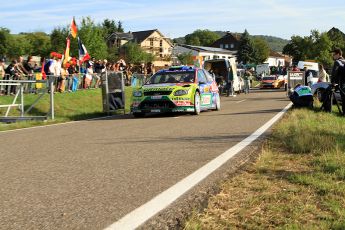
{"left": 0, "top": 89, "right": 290, "bottom": 230}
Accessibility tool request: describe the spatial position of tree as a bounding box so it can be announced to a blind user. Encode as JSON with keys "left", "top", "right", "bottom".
{"left": 25, "top": 32, "right": 51, "bottom": 57}
{"left": 185, "top": 30, "right": 220, "bottom": 46}
{"left": 237, "top": 29, "right": 255, "bottom": 64}
{"left": 121, "top": 42, "right": 154, "bottom": 64}
{"left": 177, "top": 52, "right": 194, "bottom": 65}
{"left": 50, "top": 27, "right": 69, "bottom": 54}
{"left": 102, "top": 19, "right": 118, "bottom": 39}
{"left": 79, "top": 16, "right": 108, "bottom": 59}
{"left": 117, "top": 21, "right": 124, "bottom": 33}
{"left": 283, "top": 30, "right": 335, "bottom": 68}
{"left": 252, "top": 37, "right": 270, "bottom": 64}
{"left": 0, "top": 28, "right": 11, "bottom": 58}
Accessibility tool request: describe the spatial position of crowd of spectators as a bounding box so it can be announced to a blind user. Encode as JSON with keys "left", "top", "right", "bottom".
{"left": 0, "top": 54, "right": 157, "bottom": 96}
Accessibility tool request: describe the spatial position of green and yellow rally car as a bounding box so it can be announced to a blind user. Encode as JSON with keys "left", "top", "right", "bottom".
{"left": 131, "top": 66, "right": 221, "bottom": 117}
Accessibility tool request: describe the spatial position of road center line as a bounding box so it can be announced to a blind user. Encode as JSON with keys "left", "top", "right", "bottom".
{"left": 104, "top": 102, "right": 293, "bottom": 230}
{"left": 235, "top": 99, "right": 246, "bottom": 104}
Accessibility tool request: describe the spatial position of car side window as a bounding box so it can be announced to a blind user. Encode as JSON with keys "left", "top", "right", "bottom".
{"left": 197, "top": 70, "right": 207, "bottom": 84}
{"left": 203, "top": 70, "right": 214, "bottom": 82}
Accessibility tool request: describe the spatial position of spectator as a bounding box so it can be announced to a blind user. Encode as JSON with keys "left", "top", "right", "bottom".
{"left": 17, "top": 56, "right": 29, "bottom": 79}
{"left": 85, "top": 64, "right": 93, "bottom": 89}
{"left": 304, "top": 67, "right": 313, "bottom": 86}
{"left": 318, "top": 64, "right": 329, "bottom": 82}
{"left": 24, "top": 56, "right": 35, "bottom": 93}
{"left": 5, "top": 60, "right": 19, "bottom": 95}
{"left": 331, "top": 48, "right": 345, "bottom": 115}
{"left": 243, "top": 68, "right": 252, "bottom": 94}
{"left": 146, "top": 62, "right": 155, "bottom": 76}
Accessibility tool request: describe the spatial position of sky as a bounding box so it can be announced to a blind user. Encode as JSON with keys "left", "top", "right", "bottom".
{"left": 1, "top": 0, "right": 345, "bottom": 40}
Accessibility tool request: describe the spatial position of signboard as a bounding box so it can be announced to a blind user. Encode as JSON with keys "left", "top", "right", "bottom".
{"left": 101, "top": 71, "right": 125, "bottom": 113}
{"left": 287, "top": 71, "right": 305, "bottom": 90}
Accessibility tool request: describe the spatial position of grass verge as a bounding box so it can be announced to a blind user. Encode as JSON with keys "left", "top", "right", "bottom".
{"left": 185, "top": 108, "right": 345, "bottom": 229}
{"left": 0, "top": 87, "right": 133, "bottom": 131}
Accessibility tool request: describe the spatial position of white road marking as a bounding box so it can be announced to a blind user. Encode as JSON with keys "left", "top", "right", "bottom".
{"left": 0, "top": 115, "right": 117, "bottom": 134}
{"left": 236, "top": 99, "right": 246, "bottom": 104}
{"left": 104, "top": 103, "right": 293, "bottom": 230}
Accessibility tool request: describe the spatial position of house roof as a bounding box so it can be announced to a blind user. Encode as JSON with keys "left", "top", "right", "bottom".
{"left": 132, "top": 29, "right": 157, "bottom": 43}
{"left": 269, "top": 50, "right": 285, "bottom": 58}
{"left": 179, "top": 44, "right": 237, "bottom": 55}
{"left": 108, "top": 29, "right": 173, "bottom": 46}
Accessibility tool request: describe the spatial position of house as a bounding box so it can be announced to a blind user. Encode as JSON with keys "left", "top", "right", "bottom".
{"left": 172, "top": 44, "right": 237, "bottom": 67}
{"left": 266, "top": 50, "right": 287, "bottom": 67}
{"left": 107, "top": 29, "right": 173, "bottom": 67}
{"left": 211, "top": 32, "right": 241, "bottom": 51}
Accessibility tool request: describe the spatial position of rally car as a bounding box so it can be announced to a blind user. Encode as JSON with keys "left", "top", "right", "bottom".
{"left": 131, "top": 66, "right": 221, "bottom": 117}
{"left": 260, "top": 75, "right": 285, "bottom": 89}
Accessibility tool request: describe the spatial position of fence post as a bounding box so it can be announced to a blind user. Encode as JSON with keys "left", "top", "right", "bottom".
{"left": 49, "top": 76, "right": 55, "bottom": 120}
{"left": 20, "top": 83, "right": 24, "bottom": 117}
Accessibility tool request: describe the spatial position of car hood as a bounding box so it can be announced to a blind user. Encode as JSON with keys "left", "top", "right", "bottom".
{"left": 142, "top": 83, "right": 192, "bottom": 91}
{"left": 262, "top": 80, "right": 275, "bottom": 83}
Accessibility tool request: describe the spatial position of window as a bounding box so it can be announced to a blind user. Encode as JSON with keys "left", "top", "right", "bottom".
{"left": 222, "top": 56, "right": 226, "bottom": 58}
{"left": 230, "top": 43, "right": 234, "bottom": 49}
{"left": 213, "top": 55, "right": 219, "bottom": 59}
{"left": 220, "top": 44, "right": 224, "bottom": 48}
{"left": 197, "top": 70, "right": 207, "bottom": 83}
{"left": 150, "top": 38, "right": 154, "bottom": 46}
{"left": 224, "top": 44, "right": 229, "bottom": 49}
{"left": 160, "top": 40, "right": 163, "bottom": 47}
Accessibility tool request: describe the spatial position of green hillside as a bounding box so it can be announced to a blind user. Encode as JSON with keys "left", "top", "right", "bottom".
{"left": 174, "top": 31, "right": 289, "bottom": 52}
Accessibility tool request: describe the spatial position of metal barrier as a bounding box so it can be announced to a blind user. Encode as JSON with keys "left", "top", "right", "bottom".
{"left": 0, "top": 71, "right": 116, "bottom": 122}
{"left": 287, "top": 71, "right": 305, "bottom": 96}
{"left": 101, "top": 71, "right": 125, "bottom": 114}
{"left": 0, "top": 77, "right": 53, "bottom": 122}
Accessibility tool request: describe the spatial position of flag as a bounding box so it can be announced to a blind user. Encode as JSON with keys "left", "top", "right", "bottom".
{"left": 78, "top": 37, "right": 90, "bottom": 64}
{"left": 63, "top": 38, "right": 70, "bottom": 66}
{"left": 70, "top": 17, "right": 78, "bottom": 38}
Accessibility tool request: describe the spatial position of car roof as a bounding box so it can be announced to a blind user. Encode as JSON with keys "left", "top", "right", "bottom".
{"left": 157, "top": 66, "right": 199, "bottom": 74}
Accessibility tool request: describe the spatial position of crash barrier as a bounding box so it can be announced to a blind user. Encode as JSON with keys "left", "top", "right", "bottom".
{"left": 101, "top": 71, "right": 125, "bottom": 114}
{"left": 0, "top": 77, "right": 55, "bottom": 122}
{"left": 0, "top": 72, "right": 103, "bottom": 95}
{"left": 287, "top": 71, "right": 305, "bottom": 96}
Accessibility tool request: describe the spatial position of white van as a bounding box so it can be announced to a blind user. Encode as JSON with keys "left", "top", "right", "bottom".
{"left": 297, "top": 61, "right": 319, "bottom": 85}
{"left": 204, "top": 58, "right": 242, "bottom": 95}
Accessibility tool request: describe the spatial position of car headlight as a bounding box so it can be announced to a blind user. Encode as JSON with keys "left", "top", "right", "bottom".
{"left": 174, "top": 89, "right": 189, "bottom": 96}
{"left": 133, "top": 91, "right": 142, "bottom": 97}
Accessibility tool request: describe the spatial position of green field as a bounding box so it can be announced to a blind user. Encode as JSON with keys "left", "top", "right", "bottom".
{"left": 0, "top": 88, "right": 133, "bottom": 131}
{"left": 185, "top": 108, "right": 345, "bottom": 229}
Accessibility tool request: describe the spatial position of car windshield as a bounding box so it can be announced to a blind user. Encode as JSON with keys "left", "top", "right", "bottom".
{"left": 262, "top": 77, "right": 277, "bottom": 80}
{"left": 145, "top": 71, "right": 195, "bottom": 84}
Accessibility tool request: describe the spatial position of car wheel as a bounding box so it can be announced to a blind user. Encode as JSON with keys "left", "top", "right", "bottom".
{"left": 314, "top": 88, "right": 325, "bottom": 103}
{"left": 193, "top": 92, "right": 201, "bottom": 115}
{"left": 133, "top": 112, "right": 145, "bottom": 118}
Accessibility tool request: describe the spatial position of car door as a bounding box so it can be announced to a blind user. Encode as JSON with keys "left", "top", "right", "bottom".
{"left": 197, "top": 70, "right": 212, "bottom": 108}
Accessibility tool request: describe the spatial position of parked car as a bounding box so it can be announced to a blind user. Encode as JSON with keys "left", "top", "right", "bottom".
{"left": 260, "top": 75, "right": 285, "bottom": 89}
{"left": 131, "top": 66, "right": 220, "bottom": 117}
